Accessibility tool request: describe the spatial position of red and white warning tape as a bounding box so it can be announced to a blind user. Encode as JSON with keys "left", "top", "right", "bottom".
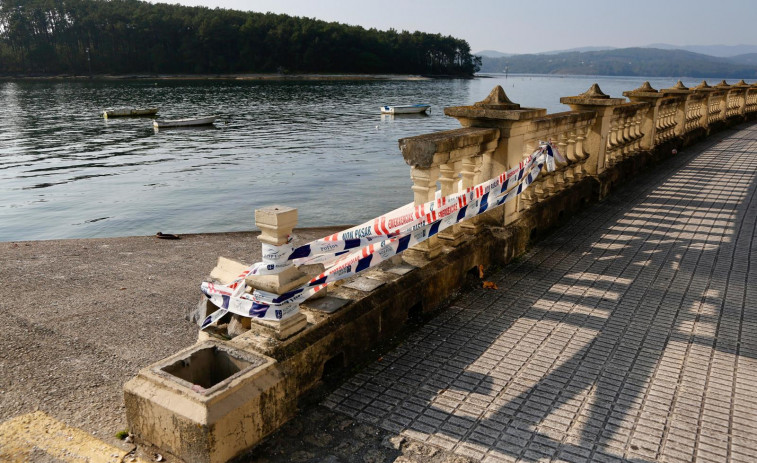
{"left": 200, "top": 142, "right": 563, "bottom": 328}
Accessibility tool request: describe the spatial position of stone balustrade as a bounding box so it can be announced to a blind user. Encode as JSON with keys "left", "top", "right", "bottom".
{"left": 397, "top": 78, "right": 757, "bottom": 252}
{"left": 747, "top": 84, "right": 757, "bottom": 112}
{"left": 518, "top": 111, "right": 594, "bottom": 209}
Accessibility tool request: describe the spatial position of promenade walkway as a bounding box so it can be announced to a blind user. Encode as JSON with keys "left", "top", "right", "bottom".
{"left": 253, "top": 122, "right": 757, "bottom": 463}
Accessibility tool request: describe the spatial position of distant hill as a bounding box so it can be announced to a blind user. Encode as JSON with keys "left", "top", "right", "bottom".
{"left": 729, "top": 53, "right": 757, "bottom": 66}
{"left": 539, "top": 46, "right": 616, "bottom": 55}
{"left": 645, "top": 43, "right": 757, "bottom": 58}
{"left": 475, "top": 50, "right": 514, "bottom": 58}
{"left": 479, "top": 47, "right": 757, "bottom": 78}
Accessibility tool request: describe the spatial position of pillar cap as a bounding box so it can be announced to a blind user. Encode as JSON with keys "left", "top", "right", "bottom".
{"left": 661, "top": 80, "right": 691, "bottom": 94}
{"left": 560, "top": 83, "right": 625, "bottom": 106}
{"left": 623, "top": 81, "right": 663, "bottom": 99}
{"left": 473, "top": 86, "right": 520, "bottom": 110}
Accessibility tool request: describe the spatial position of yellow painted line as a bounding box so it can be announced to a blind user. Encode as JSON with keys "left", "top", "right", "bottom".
{"left": 0, "top": 411, "right": 149, "bottom": 462}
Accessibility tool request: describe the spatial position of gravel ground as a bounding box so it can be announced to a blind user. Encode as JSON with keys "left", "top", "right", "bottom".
{"left": 0, "top": 228, "right": 345, "bottom": 449}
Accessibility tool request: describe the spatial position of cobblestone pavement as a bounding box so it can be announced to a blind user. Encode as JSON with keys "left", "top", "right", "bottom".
{"left": 249, "top": 123, "right": 757, "bottom": 463}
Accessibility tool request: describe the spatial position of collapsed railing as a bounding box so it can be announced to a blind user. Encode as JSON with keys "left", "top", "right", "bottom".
{"left": 200, "top": 141, "right": 564, "bottom": 328}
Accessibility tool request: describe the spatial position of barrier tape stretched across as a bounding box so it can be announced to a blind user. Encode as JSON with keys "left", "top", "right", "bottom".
{"left": 200, "top": 142, "right": 563, "bottom": 329}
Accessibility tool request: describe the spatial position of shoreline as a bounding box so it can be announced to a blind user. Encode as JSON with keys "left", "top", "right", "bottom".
{"left": 0, "top": 73, "right": 477, "bottom": 82}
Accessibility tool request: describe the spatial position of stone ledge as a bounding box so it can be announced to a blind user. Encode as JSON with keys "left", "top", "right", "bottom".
{"left": 399, "top": 127, "right": 499, "bottom": 169}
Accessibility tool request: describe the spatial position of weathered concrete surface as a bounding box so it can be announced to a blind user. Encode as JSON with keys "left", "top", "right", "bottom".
{"left": 0, "top": 227, "right": 344, "bottom": 451}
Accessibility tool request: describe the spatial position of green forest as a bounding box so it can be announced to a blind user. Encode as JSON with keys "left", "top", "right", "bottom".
{"left": 0, "top": 0, "right": 481, "bottom": 76}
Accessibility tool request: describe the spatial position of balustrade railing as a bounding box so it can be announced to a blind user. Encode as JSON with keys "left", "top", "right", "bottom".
{"left": 199, "top": 78, "right": 757, "bottom": 337}
{"left": 747, "top": 87, "right": 757, "bottom": 113}
{"left": 685, "top": 94, "right": 705, "bottom": 132}
{"left": 519, "top": 112, "right": 595, "bottom": 208}
{"left": 654, "top": 99, "right": 679, "bottom": 145}
{"left": 605, "top": 104, "right": 645, "bottom": 166}
{"left": 709, "top": 92, "right": 726, "bottom": 122}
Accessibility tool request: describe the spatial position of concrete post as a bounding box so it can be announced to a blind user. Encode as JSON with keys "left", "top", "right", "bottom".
{"left": 734, "top": 80, "right": 751, "bottom": 116}
{"left": 245, "top": 205, "right": 309, "bottom": 339}
{"left": 716, "top": 80, "right": 730, "bottom": 119}
{"left": 693, "top": 81, "right": 714, "bottom": 130}
{"left": 661, "top": 81, "right": 692, "bottom": 136}
{"left": 560, "top": 84, "right": 625, "bottom": 175}
{"left": 409, "top": 165, "right": 442, "bottom": 258}
{"left": 623, "top": 81, "right": 664, "bottom": 149}
{"left": 445, "top": 86, "right": 547, "bottom": 225}
{"left": 437, "top": 162, "right": 464, "bottom": 245}
{"left": 459, "top": 156, "right": 481, "bottom": 232}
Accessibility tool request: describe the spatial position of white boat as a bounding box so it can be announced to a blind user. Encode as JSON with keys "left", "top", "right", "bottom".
{"left": 380, "top": 104, "right": 430, "bottom": 114}
{"left": 103, "top": 108, "right": 158, "bottom": 118}
{"left": 153, "top": 116, "right": 217, "bottom": 128}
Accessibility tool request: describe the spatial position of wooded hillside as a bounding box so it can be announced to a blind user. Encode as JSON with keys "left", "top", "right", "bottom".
{"left": 0, "top": 0, "right": 480, "bottom": 76}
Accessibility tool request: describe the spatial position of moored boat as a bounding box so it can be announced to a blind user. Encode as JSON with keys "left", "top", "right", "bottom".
{"left": 153, "top": 116, "right": 217, "bottom": 128}
{"left": 380, "top": 104, "right": 430, "bottom": 114}
{"left": 103, "top": 108, "right": 158, "bottom": 118}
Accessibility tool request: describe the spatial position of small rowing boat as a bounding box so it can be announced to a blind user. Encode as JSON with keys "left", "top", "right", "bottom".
{"left": 153, "top": 116, "right": 217, "bottom": 128}
{"left": 380, "top": 104, "right": 430, "bottom": 115}
{"left": 103, "top": 108, "right": 158, "bottom": 118}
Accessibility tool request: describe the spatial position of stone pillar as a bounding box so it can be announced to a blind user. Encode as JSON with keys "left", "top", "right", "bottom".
{"left": 560, "top": 84, "right": 625, "bottom": 175}
{"left": 245, "top": 205, "right": 309, "bottom": 339}
{"left": 623, "top": 81, "right": 664, "bottom": 149}
{"left": 734, "top": 80, "right": 751, "bottom": 116}
{"left": 716, "top": 80, "right": 730, "bottom": 119}
{"left": 445, "top": 86, "right": 547, "bottom": 225}
{"left": 437, "top": 162, "right": 464, "bottom": 245}
{"left": 409, "top": 165, "right": 441, "bottom": 258}
{"left": 459, "top": 156, "right": 481, "bottom": 232}
{"left": 693, "top": 81, "right": 714, "bottom": 130}
{"left": 661, "top": 81, "right": 692, "bottom": 136}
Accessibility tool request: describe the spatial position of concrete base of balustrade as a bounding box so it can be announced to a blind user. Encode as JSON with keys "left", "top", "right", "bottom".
{"left": 124, "top": 121, "right": 753, "bottom": 463}
{"left": 123, "top": 342, "right": 289, "bottom": 463}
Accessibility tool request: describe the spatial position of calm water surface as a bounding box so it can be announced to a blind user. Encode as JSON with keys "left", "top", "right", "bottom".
{"left": 0, "top": 75, "right": 713, "bottom": 241}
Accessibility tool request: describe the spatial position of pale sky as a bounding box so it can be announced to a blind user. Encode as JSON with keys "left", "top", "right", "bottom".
{"left": 148, "top": 0, "right": 755, "bottom": 54}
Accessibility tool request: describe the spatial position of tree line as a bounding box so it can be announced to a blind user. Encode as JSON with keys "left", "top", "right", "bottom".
{"left": 0, "top": 0, "right": 481, "bottom": 76}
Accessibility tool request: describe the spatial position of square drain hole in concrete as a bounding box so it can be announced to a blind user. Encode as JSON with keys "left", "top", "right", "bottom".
{"left": 159, "top": 344, "right": 265, "bottom": 391}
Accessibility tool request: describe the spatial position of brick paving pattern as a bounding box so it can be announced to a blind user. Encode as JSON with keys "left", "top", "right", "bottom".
{"left": 324, "top": 124, "right": 757, "bottom": 462}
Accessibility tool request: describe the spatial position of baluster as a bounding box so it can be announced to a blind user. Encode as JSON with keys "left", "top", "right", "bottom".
{"left": 460, "top": 156, "right": 481, "bottom": 231}
{"left": 437, "top": 162, "right": 463, "bottom": 245}
{"left": 622, "top": 115, "right": 632, "bottom": 157}
{"left": 575, "top": 126, "right": 589, "bottom": 179}
{"left": 409, "top": 166, "right": 441, "bottom": 258}
{"left": 566, "top": 130, "right": 578, "bottom": 163}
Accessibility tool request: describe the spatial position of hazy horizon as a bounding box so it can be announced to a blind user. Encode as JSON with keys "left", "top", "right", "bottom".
{"left": 146, "top": 0, "right": 756, "bottom": 54}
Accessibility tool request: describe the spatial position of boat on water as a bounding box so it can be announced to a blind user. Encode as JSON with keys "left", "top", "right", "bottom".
{"left": 380, "top": 104, "right": 430, "bottom": 115}
{"left": 153, "top": 116, "right": 217, "bottom": 128}
{"left": 102, "top": 108, "right": 158, "bottom": 118}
